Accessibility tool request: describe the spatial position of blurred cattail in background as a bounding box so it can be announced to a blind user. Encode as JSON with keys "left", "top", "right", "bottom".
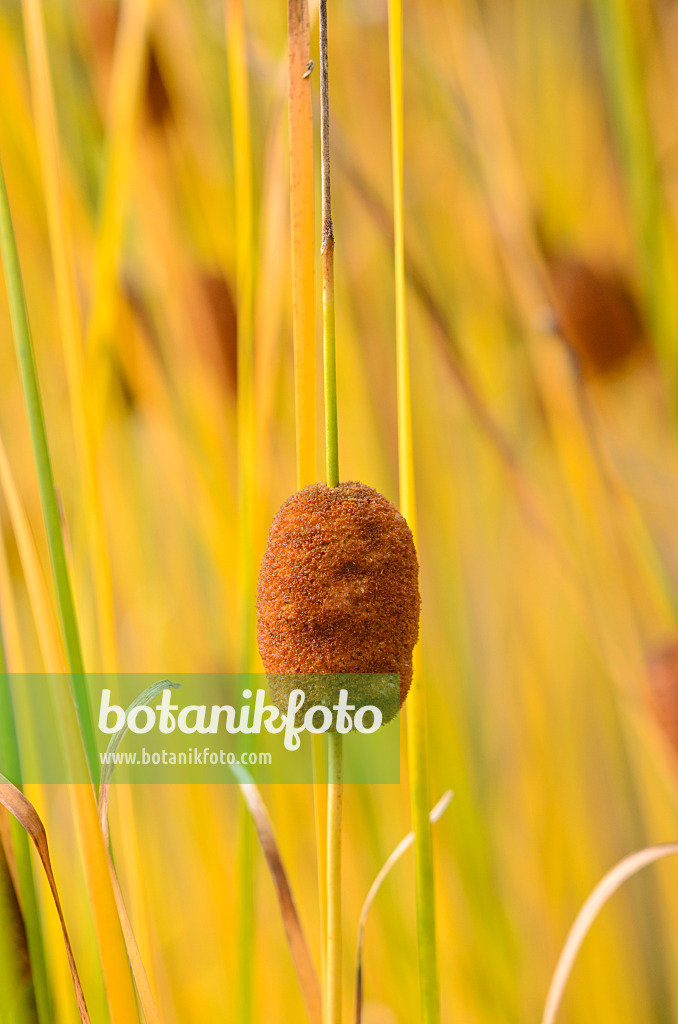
{"left": 547, "top": 255, "right": 649, "bottom": 378}
{"left": 647, "top": 640, "right": 678, "bottom": 762}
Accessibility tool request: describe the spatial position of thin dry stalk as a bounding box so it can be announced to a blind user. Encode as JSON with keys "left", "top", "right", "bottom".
{"left": 287, "top": 0, "right": 327, "bottom": 985}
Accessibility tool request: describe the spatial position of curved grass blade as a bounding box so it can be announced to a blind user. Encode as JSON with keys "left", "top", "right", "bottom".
{"left": 541, "top": 842, "right": 678, "bottom": 1024}
{"left": 0, "top": 775, "right": 91, "bottom": 1023}
{"left": 98, "top": 679, "right": 181, "bottom": 843}
{"left": 355, "top": 791, "right": 452, "bottom": 1024}
{"left": 232, "top": 765, "right": 322, "bottom": 1024}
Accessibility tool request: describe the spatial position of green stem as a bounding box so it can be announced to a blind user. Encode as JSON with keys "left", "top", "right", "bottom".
{"left": 326, "top": 730, "right": 343, "bottom": 1024}
{"left": 319, "top": 4, "right": 342, "bottom": 1017}
{"left": 0, "top": 158, "right": 98, "bottom": 786}
{"left": 323, "top": 245, "right": 338, "bottom": 488}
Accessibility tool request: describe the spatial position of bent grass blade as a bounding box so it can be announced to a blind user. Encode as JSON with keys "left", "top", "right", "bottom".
{"left": 98, "top": 679, "right": 181, "bottom": 842}
{"left": 355, "top": 791, "right": 452, "bottom": 1024}
{"left": 233, "top": 765, "right": 322, "bottom": 1024}
{"left": 541, "top": 842, "right": 678, "bottom": 1024}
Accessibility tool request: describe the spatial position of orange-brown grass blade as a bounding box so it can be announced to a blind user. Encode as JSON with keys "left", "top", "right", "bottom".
{"left": 0, "top": 776, "right": 91, "bottom": 1024}
{"left": 354, "top": 792, "right": 452, "bottom": 1024}
{"left": 541, "top": 842, "right": 678, "bottom": 1024}
{"left": 236, "top": 771, "right": 322, "bottom": 1024}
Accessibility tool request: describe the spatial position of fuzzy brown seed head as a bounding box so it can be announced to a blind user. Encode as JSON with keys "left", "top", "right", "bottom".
{"left": 256, "top": 481, "right": 420, "bottom": 723}
{"left": 547, "top": 256, "right": 647, "bottom": 377}
{"left": 648, "top": 641, "right": 678, "bottom": 761}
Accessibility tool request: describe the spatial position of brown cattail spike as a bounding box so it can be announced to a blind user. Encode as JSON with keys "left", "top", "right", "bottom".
{"left": 256, "top": 481, "right": 420, "bottom": 723}
{"left": 647, "top": 640, "right": 678, "bottom": 762}
{"left": 547, "top": 255, "right": 647, "bottom": 377}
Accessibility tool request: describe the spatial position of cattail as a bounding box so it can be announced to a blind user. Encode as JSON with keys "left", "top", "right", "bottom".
{"left": 647, "top": 640, "right": 678, "bottom": 761}
{"left": 256, "top": 481, "right": 420, "bottom": 724}
{"left": 547, "top": 255, "right": 647, "bottom": 377}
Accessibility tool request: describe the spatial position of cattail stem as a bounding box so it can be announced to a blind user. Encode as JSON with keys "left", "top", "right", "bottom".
{"left": 326, "top": 729, "right": 343, "bottom": 1024}
{"left": 320, "top": 3, "right": 342, "bottom": 1020}
{"left": 323, "top": 244, "right": 338, "bottom": 488}
{"left": 387, "top": 0, "right": 441, "bottom": 1020}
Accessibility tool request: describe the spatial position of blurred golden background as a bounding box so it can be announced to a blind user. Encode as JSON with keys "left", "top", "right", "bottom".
{"left": 2, "top": 0, "right": 678, "bottom": 1021}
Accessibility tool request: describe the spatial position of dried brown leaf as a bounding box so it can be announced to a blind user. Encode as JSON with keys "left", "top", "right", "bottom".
{"left": 236, "top": 771, "right": 322, "bottom": 1024}
{"left": 0, "top": 777, "right": 90, "bottom": 1023}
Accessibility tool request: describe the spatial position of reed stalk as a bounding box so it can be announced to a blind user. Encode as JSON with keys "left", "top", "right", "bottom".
{"left": 326, "top": 729, "right": 343, "bottom": 1024}
{"left": 22, "top": 0, "right": 118, "bottom": 672}
{"left": 319, "top": 4, "right": 342, "bottom": 1022}
{"left": 387, "top": 1, "right": 440, "bottom": 1020}
{"left": 287, "top": 0, "right": 327, "bottom": 987}
{"left": 592, "top": 0, "right": 675, "bottom": 386}
{"left": 226, "top": 0, "right": 258, "bottom": 1018}
{"left": 0, "top": 158, "right": 97, "bottom": 783}
{"left": 0, "top": 155, "right": 140, "bottom": 1024}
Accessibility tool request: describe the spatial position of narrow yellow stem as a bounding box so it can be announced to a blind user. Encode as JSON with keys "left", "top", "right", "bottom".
{"left": 313, "top": 733, "right": 328, "bottom": 988}
{"left": 287, "top": 0, "right": 326, "bottom": 987}
{"left": 227, "top": 2, "right": 258, "bottom": 1021}
{"left": 325, "top": 730, "right": 343, "bottom": 1024}
{"left": 388, "top": 0, "right": 440, "bottom": 1020}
